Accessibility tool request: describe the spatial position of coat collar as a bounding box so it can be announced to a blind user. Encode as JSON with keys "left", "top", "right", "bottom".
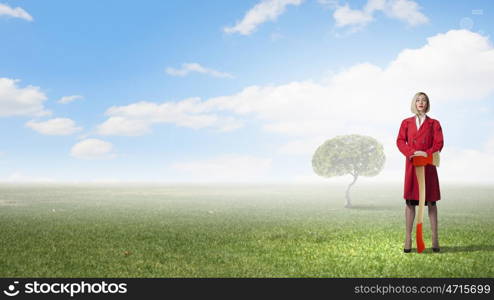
{"left": 410, "top": 115, "right": 431, "bottom": 134}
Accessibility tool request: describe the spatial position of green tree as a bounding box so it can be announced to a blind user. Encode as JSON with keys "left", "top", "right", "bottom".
{"left": 312, "top": 134, "right": 385, "bottom": 208}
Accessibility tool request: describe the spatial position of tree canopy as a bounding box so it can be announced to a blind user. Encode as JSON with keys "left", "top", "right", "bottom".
{"left": 312, "top": 134, "right": 385, "bottom": 178}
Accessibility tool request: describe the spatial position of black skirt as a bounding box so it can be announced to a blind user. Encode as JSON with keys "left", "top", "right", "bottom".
{"left": 406, "top": 199, "right": 436, "bottom": 206}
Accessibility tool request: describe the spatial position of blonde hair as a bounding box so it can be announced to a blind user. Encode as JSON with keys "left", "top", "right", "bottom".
{"left": 411, "top": 92, "right": 430, "bottom": 115}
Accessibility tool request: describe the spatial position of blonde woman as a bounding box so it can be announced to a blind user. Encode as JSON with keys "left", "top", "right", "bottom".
{"left": 396, "top": 92, "right": 444, "bottom": 253}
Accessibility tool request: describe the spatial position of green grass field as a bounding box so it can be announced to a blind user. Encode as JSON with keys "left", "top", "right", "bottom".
{"left": 0, "top": 183, "right": 493, "bottom": 277}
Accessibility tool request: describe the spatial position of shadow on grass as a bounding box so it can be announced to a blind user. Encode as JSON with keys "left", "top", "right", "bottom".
{"left": 437, "top": 245, "right": 494, "bottom": 253}
{"left": 347, "top": 205, "right": 396, "bottom": 211}
{"left": 410, "top": 245, "right": 494, "bottom": 254}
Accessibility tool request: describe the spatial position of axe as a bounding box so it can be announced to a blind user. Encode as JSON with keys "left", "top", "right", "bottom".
{"left": 412, "top": 151, "right": 440, "bottom": 253}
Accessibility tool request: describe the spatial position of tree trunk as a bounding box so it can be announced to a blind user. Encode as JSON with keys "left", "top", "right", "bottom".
{"left": 344, "top": 174, "right": 358, "bottom": 208}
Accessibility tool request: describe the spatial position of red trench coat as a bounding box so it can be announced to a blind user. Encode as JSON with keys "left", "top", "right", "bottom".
{"left": 396, "top": 115, "right": 444, "bottom": 202}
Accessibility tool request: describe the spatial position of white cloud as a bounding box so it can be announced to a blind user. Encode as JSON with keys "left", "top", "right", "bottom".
{"left": 97, "top": 117, "right": 152, "bottom": 136}
{"left": 26, "top": 118, "right": 83, "bottom": 135}
{"left": 440, "top": 142, "right": 494, "bottom": 183}
{"left": 58, "top": 95, "right": 83, "bottom": 104}
{"left": 484, "top": 136, "right": 494, "bottom": 152}
{"left": 170, "top": 154, "right": 272, "bottom": 182}
{"left": 0, "top": 3, "right": 33, "bottom": 21}
{"left": 70, "top": 139, "right": 115, "bottom": 160}
{"left": 96, "top": 98, "right": 244, "bottom": 136}
{"left": 0, "top": 78, "right": 50, "bottom": 117}
{"left": 333, "top": 4, "right": 374, "bottom": 28}
{"left": 204, "top": 30, "right": 494, "bottom": 130}
{"left": 224, "top": 0, "right": 304, "bottom": 35}
{"left": 5, "top": 172, "right": 55, "bottom": 183}
{"left": 383, "top": 0, "right": 428, "bottom": 26}
{"left": 165, "top": 63, "right": 233, "bottom": 78}
{"left": 317, "top": 0, "right": 339, "bottom": 7}
{"left": 332, "top": 0, "right": 428, "bottom": 32}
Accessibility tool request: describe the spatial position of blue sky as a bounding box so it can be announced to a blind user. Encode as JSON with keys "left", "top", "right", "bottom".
{"left": 1, "top": 0, "right": 493, "bottom": 183}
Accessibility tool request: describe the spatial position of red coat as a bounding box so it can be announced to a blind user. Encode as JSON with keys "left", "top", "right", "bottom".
{"left": 396, "top": 115, "right": 444, "bottom": 201}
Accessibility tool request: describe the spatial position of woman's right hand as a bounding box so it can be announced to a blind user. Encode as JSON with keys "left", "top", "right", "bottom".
{"left": 410, "top": 151, "right": 427, "bottom": 159}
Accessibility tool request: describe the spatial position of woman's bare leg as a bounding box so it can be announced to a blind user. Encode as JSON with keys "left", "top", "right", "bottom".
{"left": 405, "top": 204, "right": 415, "bottom": 249}
{"left": 428, "top": 204, "right": 439, "bottom": 248}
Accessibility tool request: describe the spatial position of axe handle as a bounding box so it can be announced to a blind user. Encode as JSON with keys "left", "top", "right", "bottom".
{"left": 416, "top": 165, "right": 426, "bottom": 224}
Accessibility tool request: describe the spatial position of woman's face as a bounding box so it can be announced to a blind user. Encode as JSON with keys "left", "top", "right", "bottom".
{"left": 416, "top": 95, "right": 427, "bottom": 113}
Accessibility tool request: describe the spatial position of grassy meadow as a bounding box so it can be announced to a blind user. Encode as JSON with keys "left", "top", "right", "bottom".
{"left": 0, "top": 183, "right": 493, "bottom": 277}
